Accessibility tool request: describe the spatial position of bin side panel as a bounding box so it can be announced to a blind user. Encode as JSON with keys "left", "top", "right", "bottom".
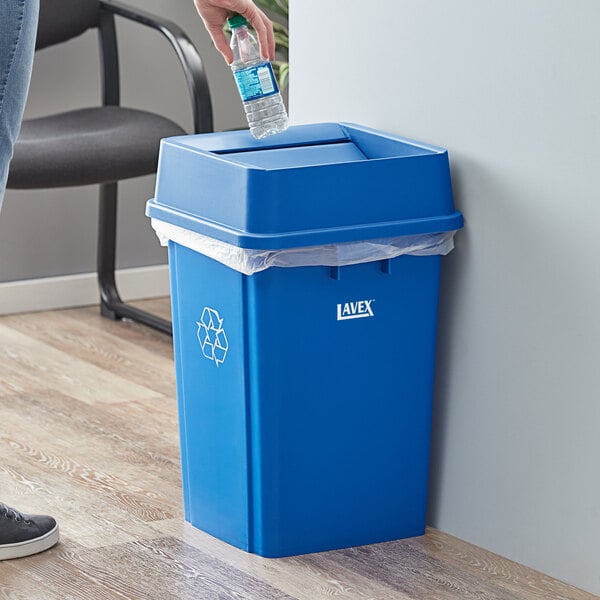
{"left": 168, "top": 244, "right": 191, "bottom": 519}
{"left": 248, "top": 256, "right": 441, "bottom": 557}
{"left": 168, "top": 242, "right": 251, "bottom": 550}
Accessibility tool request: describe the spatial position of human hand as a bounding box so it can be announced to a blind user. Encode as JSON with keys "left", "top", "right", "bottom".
{"left": 193, "top": 0, "right": 275, "bottom": 64}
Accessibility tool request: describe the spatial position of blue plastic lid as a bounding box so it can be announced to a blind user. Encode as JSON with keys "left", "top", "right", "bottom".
{"left": 146, "top": 122, "right": 463, "bottom": 250}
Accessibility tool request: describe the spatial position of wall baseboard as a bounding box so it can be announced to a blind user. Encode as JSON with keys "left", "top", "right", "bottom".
{"left": 0, "top": 265, "right": 170, "bottom": 316}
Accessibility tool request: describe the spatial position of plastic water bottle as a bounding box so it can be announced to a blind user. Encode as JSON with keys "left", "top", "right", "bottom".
{"left": 228, "top": 14, "right": 288, "bottom": 139}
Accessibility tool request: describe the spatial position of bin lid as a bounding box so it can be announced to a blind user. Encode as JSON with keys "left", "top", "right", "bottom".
{"left": 146, "top": 122, "right": 463, "bottom": 250}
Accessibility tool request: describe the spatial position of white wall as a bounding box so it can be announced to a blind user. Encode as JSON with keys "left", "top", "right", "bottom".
{"left": 0, "top": 0, "right": 246, "bottom": 285}
{"left": 290, "top": 0, "right": 600, "bottom": 594}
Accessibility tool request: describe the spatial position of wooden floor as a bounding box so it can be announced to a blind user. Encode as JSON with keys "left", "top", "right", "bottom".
{"left": 0, "top": 298, "right": 595, "bottom": 600}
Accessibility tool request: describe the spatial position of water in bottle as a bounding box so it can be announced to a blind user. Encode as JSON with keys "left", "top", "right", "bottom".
{"left": 228, "top": 14, "right": 288, "bottom": 139}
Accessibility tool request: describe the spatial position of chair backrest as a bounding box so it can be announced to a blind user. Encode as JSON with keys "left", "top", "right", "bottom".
{"left": 36, "top": 0, "right": 101, "bottom": 50}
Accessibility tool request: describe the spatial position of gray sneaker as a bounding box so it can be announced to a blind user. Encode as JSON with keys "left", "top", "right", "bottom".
{"left": 0, "top": 502, "right": 59, "bottom": 560}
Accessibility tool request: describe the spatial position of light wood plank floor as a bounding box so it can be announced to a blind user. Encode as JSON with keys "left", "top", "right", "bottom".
{"left": 0, "top": 299, "right": 595, "bottom": 599}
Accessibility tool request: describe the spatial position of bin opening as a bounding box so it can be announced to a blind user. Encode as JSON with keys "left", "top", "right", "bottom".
{"left": 212, "top": 139, "right": 348, "bottom": 155}
{"left": 218, "top": 141, "right": 368, "bottom": 169}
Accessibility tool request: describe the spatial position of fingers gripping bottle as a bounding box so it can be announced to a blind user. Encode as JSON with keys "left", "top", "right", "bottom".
{"left": 228, "top": 14, "right": 288, "bottom": 139}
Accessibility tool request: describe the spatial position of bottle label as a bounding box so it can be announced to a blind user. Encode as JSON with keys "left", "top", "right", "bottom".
{"left": 234, "top": 63, "right": 279, "bottom": 102}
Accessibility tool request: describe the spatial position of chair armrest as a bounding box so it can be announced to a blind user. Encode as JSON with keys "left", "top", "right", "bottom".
{"left": 100, "top": 0, "right": 213, "bottom": 134}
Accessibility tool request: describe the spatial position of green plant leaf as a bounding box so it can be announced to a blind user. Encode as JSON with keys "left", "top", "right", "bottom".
{"left": 273, "top": 32, "right": 289, "bottom": 51}
{"left": 274, "top": 61, "right": 289, "bottom": 90}
{"left": 273, "top": 0, "right": 288, "bottom": 14}
{"left": 272, "top": 21, "right": 289, "bottom": 36}
{"left": 254, "top": 0, "right": 288, "bottom": 19}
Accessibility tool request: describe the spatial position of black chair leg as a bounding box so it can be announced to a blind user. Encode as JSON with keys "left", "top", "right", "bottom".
{"left": 97, "top": 182, "right": 172, "bottom": 335}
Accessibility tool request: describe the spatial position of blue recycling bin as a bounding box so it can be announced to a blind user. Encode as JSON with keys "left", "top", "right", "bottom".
{"left": 146, "top": 122, "right": 463, "bottom": 558}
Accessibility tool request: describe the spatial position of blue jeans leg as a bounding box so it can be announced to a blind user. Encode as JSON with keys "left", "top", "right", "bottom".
{"left": 0, "top": 0, "right": 39, "bottom": 210}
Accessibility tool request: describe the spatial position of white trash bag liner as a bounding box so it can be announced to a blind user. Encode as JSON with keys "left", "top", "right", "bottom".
{"left": 151, "top": 219, "right": 457, "bottom": 276}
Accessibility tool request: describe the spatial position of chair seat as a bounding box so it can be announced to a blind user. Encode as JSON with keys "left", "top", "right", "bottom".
{"left": 7, "top": 106, "right": 185, "bottom": 189}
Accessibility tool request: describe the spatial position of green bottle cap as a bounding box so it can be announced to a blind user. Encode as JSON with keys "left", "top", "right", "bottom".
{"left": 227, "top": 14, "right": 248, "bottom": 29}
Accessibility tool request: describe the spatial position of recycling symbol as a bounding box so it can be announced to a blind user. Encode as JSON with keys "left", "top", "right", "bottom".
{"left": 197, "top": 307, "right": 229, "bottom": 367}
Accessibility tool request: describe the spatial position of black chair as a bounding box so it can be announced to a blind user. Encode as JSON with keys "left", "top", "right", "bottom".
{"left": 7, "top": 0, "right": 213, "bottom": 335}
